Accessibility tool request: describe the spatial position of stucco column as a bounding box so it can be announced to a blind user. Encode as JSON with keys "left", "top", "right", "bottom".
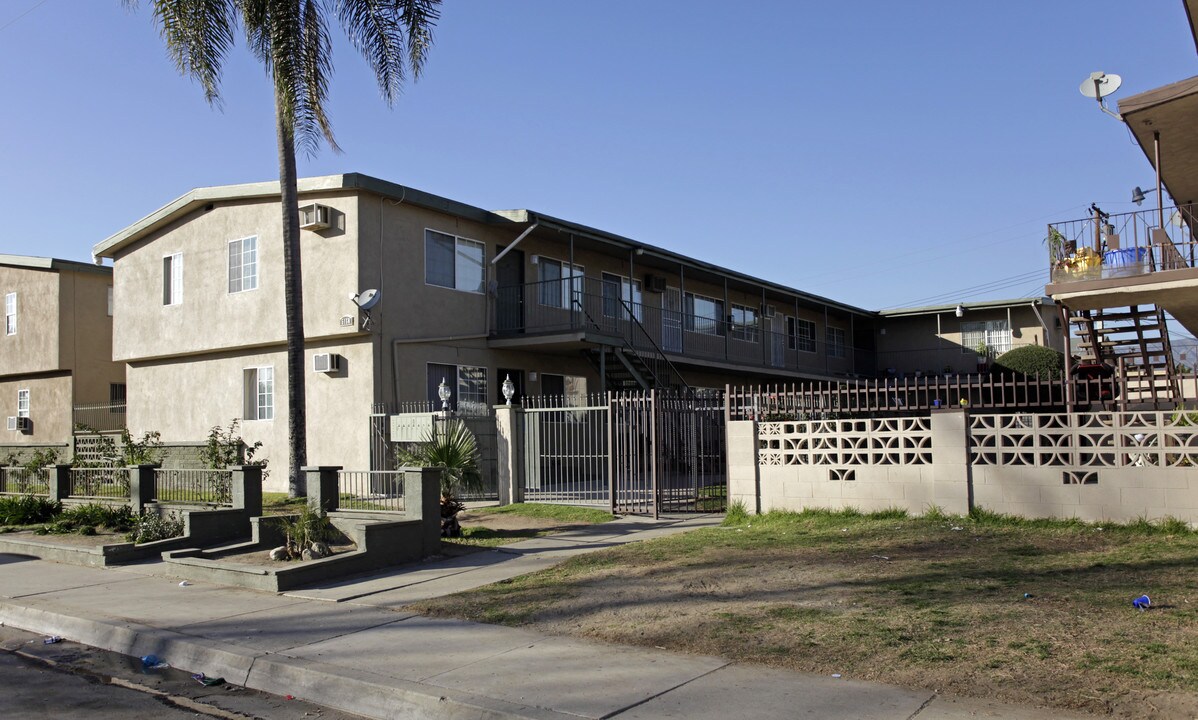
{"left": 494, "top": 404, "right": 523, "bottom": 505}
{"left": 129, "top": 464, "right": 158, "bottom": 514}
{"left": 404, "top": 467, "right": 442, "bottom": 556}
{"left": 50, "top": 465, "right": 72, "bottom": 503}
{"left": 303, "top": 466, "right": 341, "bottom": 513}
{"left": 930, "top": 409, "right": 972, "bottom": 515}
{"left": 230, "top": 465, "right": 263, "bottom": 515}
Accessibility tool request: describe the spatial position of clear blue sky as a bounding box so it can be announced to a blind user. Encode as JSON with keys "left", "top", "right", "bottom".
{"left": 1, "top": 1, "right": 1193, "bottom": 312}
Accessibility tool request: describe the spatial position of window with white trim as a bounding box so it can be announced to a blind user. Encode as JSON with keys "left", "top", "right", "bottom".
{"left": 425, "top": 229, "right": 484, "bottom": 293}
{"left": 163, "top": 253, "right": 183, "bottom": 305}
{"left": 537, "top": 258, "right": 584, "bottom": 309}
{"left": 243, "top": 366, "right": 274, "bottom": 420}
{"left": 228, "top": 237, "right": 259, "bottom": 293}
{"left": 107, "top": 286, "right": 114, "bottom": 317}
{"left": 684, "top": 292, "right": 724, "bottom": 336}
{"left": 787, "top": 316, "right": 816, "bottom": 352}
{"left": 730, "top": 304, "right": 759, "bottom": 343}
{"left": 961, "top": 320, "right": 1011, "bottom": 355}
{"left": 4, "top": 292, "right": 14, "bottom": 336}
{"left": 17, "top": 389, "right": 30, "bottom": 418}
{"left": 826, "top": 326, "right": 847, "bottom": 359}
{"left": 426, "top": 363, "right": 489, "bottom": 415}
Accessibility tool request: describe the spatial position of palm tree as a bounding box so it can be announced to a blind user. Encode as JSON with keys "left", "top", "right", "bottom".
{"left": 396, "top": 419, "right": 484, "bottom": 537}
{"left": 126, "top": 0, "right": 440, "bottom": 496}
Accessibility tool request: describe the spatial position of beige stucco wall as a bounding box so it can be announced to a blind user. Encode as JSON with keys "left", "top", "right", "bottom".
{"left": 127, "top": 339, "right": 374, "bottom": 493}
{"left": 60, "top": 270, "right": 124, "bottom": 405}
{"left": 0, "top": 266, "right": 61, "bottom": 376}
{"left": 0, "top": 374, "right": 73, "bottom": 446}
{"left": 112, "top": 193, "right": 362, "bottom": 362}
{"left": 876, "top": 306, "right": 1064, "bottom": 376}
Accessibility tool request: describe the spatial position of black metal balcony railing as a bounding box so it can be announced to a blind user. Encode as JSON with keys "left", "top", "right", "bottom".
{"left": 1048, "top": 203, "right": 1196, "bottom": 285}
{"left": 493, "top": 276, "right": 869, "bottom": 376}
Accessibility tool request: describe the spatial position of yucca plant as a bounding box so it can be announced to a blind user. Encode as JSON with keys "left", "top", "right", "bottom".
{"left": 397, "top": 419, "right": 484, "bottom": 537}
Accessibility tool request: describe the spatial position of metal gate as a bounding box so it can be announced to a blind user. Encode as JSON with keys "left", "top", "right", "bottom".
{"left": 523, "top": 391, "right": 726, "bottom": 516}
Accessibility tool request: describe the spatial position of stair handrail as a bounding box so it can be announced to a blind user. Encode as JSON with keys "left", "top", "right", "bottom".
{"left": 571, "top": 295, "right": 663, "bottom": 391}
{"left": 617, "top": 296, "right": 693, "bottom": 396}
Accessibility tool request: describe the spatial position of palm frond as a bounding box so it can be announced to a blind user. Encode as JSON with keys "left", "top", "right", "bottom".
{"left": 337, "top": 0, "right": 439, "bottom": 104}
{"left": 143, "top": 0, "right": 236, "bottom": 106}
{"left": 396, "top": 419, "right": 484, "bottom": 499}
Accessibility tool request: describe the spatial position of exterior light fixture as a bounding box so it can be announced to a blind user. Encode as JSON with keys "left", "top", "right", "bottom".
{"left": 955, "top": 304, "right": 965, "bottom": 318}
{"left": 502, "top": 374, "right": 516, "bottom": 406}
{"left": 438, "top": 377, "right": 452, "bottom": 412}
{"left": 1131, "top": 186, "right": 1156, "bottom": 206}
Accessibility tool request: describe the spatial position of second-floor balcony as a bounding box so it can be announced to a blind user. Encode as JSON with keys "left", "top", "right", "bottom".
{"left": 1047, "top": 203, "right": 1196, "bottom": 286}
{"left": 491, "top": 276, "right": 869, "bottom": 377}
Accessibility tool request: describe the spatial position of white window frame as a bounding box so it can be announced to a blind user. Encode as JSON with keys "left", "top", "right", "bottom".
{"left": 961, "top": 320, "right": 1012, "bottom": 355}
{"left": 4, "top": 292, "right": 15, "bottom": 336}
{"left": 424, "top": 229, "right": 485, "bottom": 294}
{"left": 425, "top": 362, "right": 489, "bottom": 414}
{"left": 787, "top": 316, "right": 816, "bottom": 353}
{"left": 536, "top": 257, "right": 584, "bottom": 309}
{"left": 243, "top": 366, "right": 274, "bottom": 421}
{"left": 228, "top": 236, "right": 259, "bottom": 294}
{"left": 163, "top": 252, "right": 183, "bottom": 306}
{"left": 826, "top": 326, "right": 847, "bottom": 359}
{"left": 17, "top": 389, "right": 30, "bottom": 418}
{"left": 730, "top": 304, "right": 759, "bottom": 343}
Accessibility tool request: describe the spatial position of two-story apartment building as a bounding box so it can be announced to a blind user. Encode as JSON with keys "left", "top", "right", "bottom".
{"left": 94, "top": 174, "right": 1066, "bottom": 491}
{"left": 0, "top": 255, "right": 125, "bottom": 459}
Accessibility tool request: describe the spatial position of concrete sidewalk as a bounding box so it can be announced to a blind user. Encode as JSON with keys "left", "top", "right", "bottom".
{"left": 0, "top": 514, "right": 1087, "bottom": 720}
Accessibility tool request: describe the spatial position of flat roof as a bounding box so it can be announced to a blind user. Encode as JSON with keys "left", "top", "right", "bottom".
{"left": 0, "top": 254, "right": 111, "bottom": 276}
{"left": 878, "top": 297, "right": 1053, "bottom": 318}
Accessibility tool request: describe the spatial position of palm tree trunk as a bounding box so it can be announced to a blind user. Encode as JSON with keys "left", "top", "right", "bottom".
{"left": 276, "top": 87, "right": 307, "bottom": 498}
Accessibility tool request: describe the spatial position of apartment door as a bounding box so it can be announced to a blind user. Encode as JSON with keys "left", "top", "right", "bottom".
{"left": 767, "top": 314, "right": 786, "bottom": 368}
{"left": 662, "top": 287, "right": 683, "bottom": 354}
{"left": 495, "top": 247, "right": 524, "bottom": 333}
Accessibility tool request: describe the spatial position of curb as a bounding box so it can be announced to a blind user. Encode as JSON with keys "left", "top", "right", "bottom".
{"left": 0, "top": 598, "right": 570, "bottom": 720}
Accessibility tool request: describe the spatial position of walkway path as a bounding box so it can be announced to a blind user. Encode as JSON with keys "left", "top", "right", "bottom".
{"left": 0, "top": 514, "right": 1087, "bottom": 719}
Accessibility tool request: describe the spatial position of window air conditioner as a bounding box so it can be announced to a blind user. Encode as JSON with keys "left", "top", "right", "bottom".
{"left": 299, "top": 203, "right": 332, "bottom": 231}
{"left": 313, "top": 353, "right": 341, "bottom": 373}
{"left": 764, "top": 305, "right": 777, "bottom": 318}
{"left": 644, "top": 274, "right": 667, "bottom": 293}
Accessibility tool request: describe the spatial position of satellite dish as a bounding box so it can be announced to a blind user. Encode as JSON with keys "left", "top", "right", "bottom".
{"left": 349, "top": 288, "right": 380, "bottom": 310}
{"left": 1080, "top": 71, "right": 1122, "bottom": 99}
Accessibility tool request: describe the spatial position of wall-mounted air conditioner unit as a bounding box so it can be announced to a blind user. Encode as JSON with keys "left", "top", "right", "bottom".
{"left": 644, "top": 274, "right": 667, "bottom": 293}
{"left": 764, "top": 305, "right": 776, "bottom": 318}
{"left": 299, "top": 203, "right": 332, "bottom": 231}
{"left": 313, "top": 353, "right": 342, "bottom": 374}
{"left": 6, "top": 417, "right": 15, "bottom": 432}
{"left": 8, "top": 416, "right": 30, "bottom": 432}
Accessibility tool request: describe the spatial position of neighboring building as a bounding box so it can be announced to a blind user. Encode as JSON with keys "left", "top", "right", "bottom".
{"left": 876, "top": 298, "right": 1064, "bottom": 377}
{"left": 1043, "top": 4, "right": 1198, "bottom": 405}
{"left": 0, "top": 255, "right": 125, "bottom": 459}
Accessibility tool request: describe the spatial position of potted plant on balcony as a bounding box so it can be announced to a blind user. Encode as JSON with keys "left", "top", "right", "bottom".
{"left": 975, "top": 341, "right": 991, "bottom": 373}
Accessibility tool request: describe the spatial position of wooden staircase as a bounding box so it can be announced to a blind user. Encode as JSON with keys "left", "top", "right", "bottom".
{"left": 1069, "top": 305, "right": 1180, "bottom": 406}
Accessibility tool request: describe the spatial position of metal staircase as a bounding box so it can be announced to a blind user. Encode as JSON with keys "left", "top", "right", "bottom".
{"left": 1069, "top": 304, "right": 1180, "bottom": 406}
{"left": 573, "top": 297, "right": 692, "bottom": 396}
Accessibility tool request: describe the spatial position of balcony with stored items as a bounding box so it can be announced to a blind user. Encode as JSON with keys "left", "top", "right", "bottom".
{"left": 1044, "top": 203, "right": 1198, "bottom": 336}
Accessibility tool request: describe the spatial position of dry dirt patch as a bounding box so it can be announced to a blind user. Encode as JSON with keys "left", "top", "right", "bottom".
{"left": 413, "top": 513, "right": 1198, "bottom": 719}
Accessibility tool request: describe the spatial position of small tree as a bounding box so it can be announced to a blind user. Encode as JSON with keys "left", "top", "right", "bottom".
{"left": 201, "top": 420, "right": 268, "bottom": 504}
{"left": 396, "top": 419, "right": 483, "bottom": 537}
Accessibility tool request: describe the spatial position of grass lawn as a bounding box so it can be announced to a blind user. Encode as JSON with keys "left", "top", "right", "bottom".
{"left": 262, "top": 493, "right": 308, "bottom": 515}
{"left": 412, "top": 506, "right": 1198, "bottom": 716}
{"left": 450, "top": 503, "right": 613, "bottom": 548}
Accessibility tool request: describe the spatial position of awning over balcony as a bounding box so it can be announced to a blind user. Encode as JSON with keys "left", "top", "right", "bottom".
{"left": 1119, "top": 76, "right": 1198, "bottom": 208}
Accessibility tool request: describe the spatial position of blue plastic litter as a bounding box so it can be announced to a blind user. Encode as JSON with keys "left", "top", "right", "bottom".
{"left": 1133, "top": 594, "right": 1151, "bottom": 611}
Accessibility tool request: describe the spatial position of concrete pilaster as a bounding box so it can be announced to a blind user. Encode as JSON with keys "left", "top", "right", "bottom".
{"left": 50, "top": 465, "right": 71, "bottom": 503}
{"left": 303, "top": 466, "right": 341, "bottom": 513}
{"left": 930, "top": 410, "right": 972, "bottom": 515}
{"left": 726, "top": 421, "right": 761, "bottom": 514}
{"left": 494, "top": 405, "right": 523, "bottom": 505}
{"left": 230, "top": 465, "right": 263, "bottom": 515}
{"left": 404, "top": 467, "right": 443, "bottom": 555}
{"left": 129, "top": 464, "right": 158, "bottom": 514}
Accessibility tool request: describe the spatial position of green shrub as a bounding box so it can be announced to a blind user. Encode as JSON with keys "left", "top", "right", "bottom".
{"left": 58, "top": 504, "right": 135, "bottom": 532}
{"left": 0, "top": 495, "right": 61, "bottom": 525}
{"left": 272, "top": 506, "right": 336, "bottom": 559}
{"left": 990, "top": 345, "right": 1065, "bottom": 379}
{"left": 127, "top": 511, "right": 184, "bottom": 544}
{"left": 724, "top": 500, "right": 750, "bottom": 525}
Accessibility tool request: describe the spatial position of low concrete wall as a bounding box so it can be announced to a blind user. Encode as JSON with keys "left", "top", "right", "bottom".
{"left": 733, "top": 410, "right": 1198, "bottom": 525}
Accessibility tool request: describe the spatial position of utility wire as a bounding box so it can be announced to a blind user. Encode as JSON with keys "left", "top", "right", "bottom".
{"left": 0, "top": 0, "right": 49, "bottom": 33}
